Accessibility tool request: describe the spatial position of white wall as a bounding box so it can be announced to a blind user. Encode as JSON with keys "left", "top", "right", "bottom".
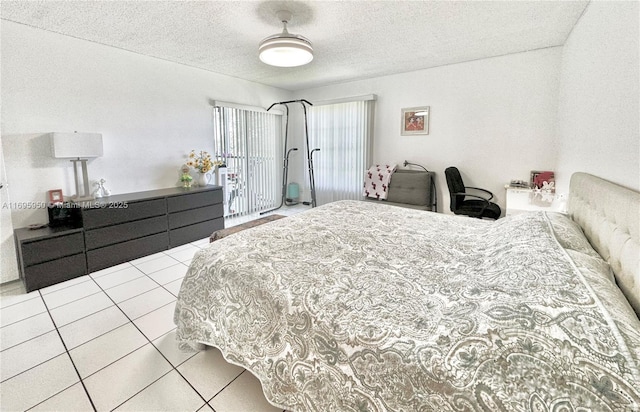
{"left": 555, "top": 1, "right": 639, "bottom": 193}
{"left": 293, "top": 48, "right": 563, "bottom": 213}
{"left": 292, "top": 1, "right": 639, "bottom": 209}
{"left": 0, "top": 21, "right": 291, "bottom": 283}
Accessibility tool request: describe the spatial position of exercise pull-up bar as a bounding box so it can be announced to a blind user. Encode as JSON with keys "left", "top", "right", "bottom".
{"left": 260, "top": 99, "right": 320, "bottom": 215}
{"left": 266, "top": 99, "right": 313, "bottom": 112}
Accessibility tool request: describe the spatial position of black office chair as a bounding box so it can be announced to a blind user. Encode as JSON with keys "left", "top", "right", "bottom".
{"left": 445, "top": 167, "right": 501, "bottom": 220}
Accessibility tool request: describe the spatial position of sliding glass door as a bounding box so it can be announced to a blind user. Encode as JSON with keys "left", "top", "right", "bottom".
{"left": 213, "top": 105, "right": 282, "bottom": 217}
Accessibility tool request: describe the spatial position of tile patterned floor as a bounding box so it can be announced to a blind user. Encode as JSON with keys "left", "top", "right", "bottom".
{"left": 0, "top": 205, "right": 307, "bottom": 411}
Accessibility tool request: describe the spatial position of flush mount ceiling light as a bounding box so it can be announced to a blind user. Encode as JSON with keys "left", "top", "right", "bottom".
{"left": 259, "top": 10, "right": 313, "bottom": 67}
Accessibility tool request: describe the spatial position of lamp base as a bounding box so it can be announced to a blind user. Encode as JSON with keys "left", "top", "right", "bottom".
{"left": 71, "top": 158, "right": 94, "bottom": 201}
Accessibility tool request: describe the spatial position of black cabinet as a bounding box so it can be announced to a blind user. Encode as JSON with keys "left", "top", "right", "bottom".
{"left": 84, "top": 216, "right": 167, "bottom": 250}
{"left": 14, "top": 226, "right": 86, "bottom": 292}
{"left": 82, "top": 198, "right": 166, "bottom": 229}
{"left": 86, "top": 232, "right": 169, "bottom": 272}
{"left": 15, "top": 186, "right": 224, "bottom": 291}
{"left": 167, "top": 189, "right": 223, "bottom": 248}
{"left": 83, "top": 196, "right": 170, "bottom": 273}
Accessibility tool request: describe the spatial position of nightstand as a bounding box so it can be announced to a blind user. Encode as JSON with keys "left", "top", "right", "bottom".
{"left": 505, "top": 187, "right": 565, "bottom": 216}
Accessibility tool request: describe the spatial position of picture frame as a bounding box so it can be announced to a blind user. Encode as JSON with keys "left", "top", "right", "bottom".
{"left": 48, "top": 189, "right": 63, "bottom": 204}
{"left": 401, "top": 106, "right": 430, "bottom": 136}
{"left": 530, "top": 170, "right": 555, "bottom": 193}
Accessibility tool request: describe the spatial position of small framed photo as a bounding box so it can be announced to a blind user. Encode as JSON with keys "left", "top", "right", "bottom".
{"left": 401, "top": 106, "right": 430, "bottom": 136}
{"left": 530, "top": 171, "right": 555, "bottom": 193}
{"left": 48, "top": 189, "right": 63, "bottom": 204}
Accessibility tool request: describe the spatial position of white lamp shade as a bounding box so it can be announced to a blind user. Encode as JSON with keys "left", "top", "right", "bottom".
{"left": 50, "top": 132, "right": 103, "bottom": 158}
{"left": 259, "top": 35, "right": 313, "bottom": 67}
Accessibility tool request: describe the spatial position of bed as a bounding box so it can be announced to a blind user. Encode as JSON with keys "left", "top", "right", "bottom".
{"left": 174, "top": 172, "right": 640, "bottom": 411}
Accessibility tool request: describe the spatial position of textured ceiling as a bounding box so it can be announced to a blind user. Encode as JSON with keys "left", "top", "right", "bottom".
{"left": 1, "top": 1, "right": 589, "bottom": 91}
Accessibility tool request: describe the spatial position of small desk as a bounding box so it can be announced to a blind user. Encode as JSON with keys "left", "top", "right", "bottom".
{"left": 505, "top": 187, "right": 565, "bottom": 216}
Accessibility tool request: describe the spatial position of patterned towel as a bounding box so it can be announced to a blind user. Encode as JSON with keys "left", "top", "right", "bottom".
{"left": 363, "top": 164, "right": 397, "bottom": 200}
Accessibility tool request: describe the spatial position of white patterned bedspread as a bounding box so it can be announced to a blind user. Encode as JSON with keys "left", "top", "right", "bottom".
{"left": 174, "top": 200, "right": 640, "bottom": 411}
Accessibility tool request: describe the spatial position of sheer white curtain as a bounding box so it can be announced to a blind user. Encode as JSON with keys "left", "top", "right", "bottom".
{"left": 213, "top": 103, "right": 282, "bottom": 217}
{"left": 307, "top": 96, "right": 375, "bottom": 205}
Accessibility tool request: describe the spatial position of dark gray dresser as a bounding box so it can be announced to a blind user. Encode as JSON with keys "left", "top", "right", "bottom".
{"left": 14, "top": 185, "right": 224, "bottom": 291}
{"left": 14, "top": 226, "right": 86, "bottom": 292}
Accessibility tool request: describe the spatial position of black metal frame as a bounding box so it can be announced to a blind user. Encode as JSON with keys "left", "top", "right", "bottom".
{"left": 261, "top": 99, "right": 319, "bottom": 215}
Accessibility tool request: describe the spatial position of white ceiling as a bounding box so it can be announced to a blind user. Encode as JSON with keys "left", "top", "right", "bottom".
{"left": 1, "top": 1, "right": 589, "bottom": 91}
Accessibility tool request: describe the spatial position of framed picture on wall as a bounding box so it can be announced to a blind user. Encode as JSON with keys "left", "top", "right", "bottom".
{"left": 530, "top": 170, "right": 555, "bottom": 193}
{"left": 401, "top": 106, "right": 429, "bottom": 136}
{"left": 48, "top": 189, "right": 63, "bottom": 204}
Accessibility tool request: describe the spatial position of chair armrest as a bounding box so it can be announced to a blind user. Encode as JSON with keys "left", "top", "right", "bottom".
{"left": 464, "top": 186, "right": 494, "bottom": 201}
{"left": 453, "top": 192, "right": 491, "bottom": 204}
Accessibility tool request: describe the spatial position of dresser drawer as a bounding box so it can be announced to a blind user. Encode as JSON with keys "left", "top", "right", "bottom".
{"left": 169, "top": 217, "right": 224, "bottom": 248}
{"left": 21, "top": 232, "right": 85, "bottom": 267}
{"left": 168, "top": 204, "right": 223, "bottom": 229}
{"left": 85, "top": 216, "right": 168, "bottom": 250}
{"left": 167, "top": 189, "right": 222, "bottom": 213}
{"left": 23, "top": 253, "right": 86, "bottom": 292}
{"left": 82, "top": 199, "right": 166, "bottom": 229}
{"left": 87, "top": 232, "right": 168, "bottom": 273}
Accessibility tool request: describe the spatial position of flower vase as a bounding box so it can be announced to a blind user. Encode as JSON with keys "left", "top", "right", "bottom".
{"left": 197, "top": 172, "right": 211, "bottom": 187}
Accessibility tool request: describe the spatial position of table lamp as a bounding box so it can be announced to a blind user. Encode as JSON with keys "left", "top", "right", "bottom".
{"left": 49, "top": 132, "right": 103, "bottom": 201}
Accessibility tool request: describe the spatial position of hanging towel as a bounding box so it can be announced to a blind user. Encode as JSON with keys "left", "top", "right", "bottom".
{"left": 363, "top": 164, "right": 397, "bottom": 200}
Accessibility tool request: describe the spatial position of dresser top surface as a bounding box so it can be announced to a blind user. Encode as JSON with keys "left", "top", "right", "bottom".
{"left": 75, "top": 185, "right": 222, "bottom": 208}
{"left": 14, "top": 225, "right": 83, "bottom": 242}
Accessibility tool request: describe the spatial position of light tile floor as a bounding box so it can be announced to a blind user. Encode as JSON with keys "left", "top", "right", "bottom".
{"left": 0, "top": 205, "right": 308, "bottom": 412}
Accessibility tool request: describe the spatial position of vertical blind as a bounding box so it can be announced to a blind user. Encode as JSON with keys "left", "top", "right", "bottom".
{"left": 213, "top": 105, "right": 282, "bottom": 217}
{"left": 307, "top": 98, "right": 375, "bottom": 205}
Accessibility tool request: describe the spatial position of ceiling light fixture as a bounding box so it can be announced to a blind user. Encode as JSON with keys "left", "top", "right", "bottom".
{"left": 259, "top": 10, "right": 313, "bottom": 67}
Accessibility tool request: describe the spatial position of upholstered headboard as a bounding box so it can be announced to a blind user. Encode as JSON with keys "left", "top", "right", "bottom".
{"left": 569, "top": 172, "right": 640, "bottom": 317}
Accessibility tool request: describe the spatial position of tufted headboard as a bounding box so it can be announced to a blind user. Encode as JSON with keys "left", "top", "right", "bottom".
{"left": 569, "top": 172, "right": 640, "bottom": 317}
